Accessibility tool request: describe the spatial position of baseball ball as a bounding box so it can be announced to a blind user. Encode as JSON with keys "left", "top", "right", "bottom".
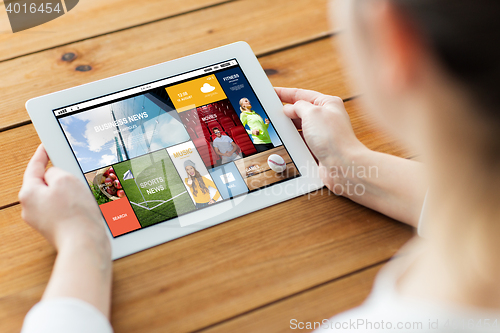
{"left": 267, "top": 154, "right": 286, "bottom": 173}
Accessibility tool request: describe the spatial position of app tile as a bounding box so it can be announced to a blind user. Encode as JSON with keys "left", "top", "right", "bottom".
{"left": 112, "top": 150, "right": 196, "bottom": 228}
{"left": 60, "top": 93, "right": 190, "bottom": 173}
{"left": 99, "top": 198, "right": 141, "bottom": 237}
{"left": 209, "top": 163, "right": 249, "bottom": 200}
{"left": 166, "top": 74, "right": 227, "bottom": 112}
{"left": 174, "top": 98, "right": 255, "bottom": 168}
{"left": 166, "top": 141, "right": 223, "bottom": 209}
{"left": 215, "top": 67, "right": 282, "bottom": 149}
{"left": 233, "top": 146, "right": 300, "bottom": 191}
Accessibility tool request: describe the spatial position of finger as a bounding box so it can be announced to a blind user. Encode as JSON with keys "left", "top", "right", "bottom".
{"left": 23, "top": 144, "right": 49, "bottom": 186}
{"left": 283, "top": 100, "right": 315, "bottom": 119}
{"left": 275, "top": 87, "right": 322, "bottom": 104}
{"left": 44, "top": 166, "right": 74, "bottom": 186}
{"left": 275, "top": 87, "right": 343, "bottom": 107}
{"left": 282, "top": 104, "right": 299, "bottom": 119}
{"left": 274, "top": 87, "right": 325, "bottom": 105}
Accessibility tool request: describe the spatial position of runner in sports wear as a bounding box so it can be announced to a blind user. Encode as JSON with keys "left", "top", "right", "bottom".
{"left": 239, "top": 97, "right": 274, "bottom": 153}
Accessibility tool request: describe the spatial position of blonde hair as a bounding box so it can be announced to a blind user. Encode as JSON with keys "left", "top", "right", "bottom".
{"left": 239, "top": 98, "right": 250, "bottom": 113}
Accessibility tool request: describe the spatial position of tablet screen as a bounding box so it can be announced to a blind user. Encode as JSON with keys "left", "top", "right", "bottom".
{"left": 53, "top": 60, "right": 300, "bottom": 237}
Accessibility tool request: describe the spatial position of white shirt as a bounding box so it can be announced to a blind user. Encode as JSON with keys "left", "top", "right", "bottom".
{"left": 212, "top": 135, "right": 234, "bottom": 154}
{"left": 313, "top": 240, "right": 500, "bottom": 332}
{"left": 22, "top": 298, "right": 112, "bottom": 333}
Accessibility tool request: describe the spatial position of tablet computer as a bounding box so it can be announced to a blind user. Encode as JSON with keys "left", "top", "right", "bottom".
{"left": 26, "top": 42, "right": 323, "bottom": 259}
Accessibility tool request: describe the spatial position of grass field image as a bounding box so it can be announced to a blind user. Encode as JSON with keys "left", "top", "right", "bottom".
{"left": 113, "top": 150, "right": 195, "bottom": 228}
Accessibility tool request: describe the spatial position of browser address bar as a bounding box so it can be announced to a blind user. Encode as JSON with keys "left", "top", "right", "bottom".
{"left": 54, "top": 60, "right": 238, "bottom": 117}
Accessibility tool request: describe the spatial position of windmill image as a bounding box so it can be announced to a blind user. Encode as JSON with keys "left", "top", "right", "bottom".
{"left": 108, "top": 94, "right": 190, "bottom": 163}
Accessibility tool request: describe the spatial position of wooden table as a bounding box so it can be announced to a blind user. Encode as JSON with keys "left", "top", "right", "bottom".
{"left": 0, "top": 1, "right": 415, "bottom": 332}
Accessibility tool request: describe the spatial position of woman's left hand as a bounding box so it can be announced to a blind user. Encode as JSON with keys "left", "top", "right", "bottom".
{"left": 19, "top": 145, "right": 112, "bottom": 317}
{"left": 19, "top": 144, "right": 109, "bottom": 251}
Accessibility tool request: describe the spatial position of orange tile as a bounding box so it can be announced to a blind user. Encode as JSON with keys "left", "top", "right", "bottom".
{"left": 99, "top": 198, "right": 142, "bottom": 237}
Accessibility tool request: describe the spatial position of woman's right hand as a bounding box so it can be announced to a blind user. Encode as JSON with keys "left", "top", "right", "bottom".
{"left": 275, "top": 88, "right": 368, "bottom": 192}
{"left": 276, "top": 88, "right": 428, "bottom": 227}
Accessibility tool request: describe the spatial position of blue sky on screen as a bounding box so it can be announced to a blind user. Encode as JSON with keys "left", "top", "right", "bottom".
{"left": 60, "top": 95, "right": 190, "bottom": 173}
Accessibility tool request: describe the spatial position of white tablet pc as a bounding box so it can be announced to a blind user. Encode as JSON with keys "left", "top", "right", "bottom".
{"left": 26, "top": 42, "right": 323, "bottom": 259}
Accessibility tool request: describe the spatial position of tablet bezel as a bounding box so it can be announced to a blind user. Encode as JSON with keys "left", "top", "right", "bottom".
{"left": 26, "top": 42, "right": 324, "bottom": 259}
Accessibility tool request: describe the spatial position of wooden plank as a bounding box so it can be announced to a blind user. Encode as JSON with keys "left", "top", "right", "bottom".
{"left": 0, "top": 98, "right": 410, "bottom": 208}
{"left": 0, "top": 124, "right": 39, "bottom": 207}
{"left": 200, "top": 265, "right": 384, "bottom": 333}
{"left": 259, "top": 37, "right": 359, "bottom": 99}
{"left": 0, "top": 0, "right": 333, "bottom": 131}
{"left": 0, "top": 189, "right": 413, "bottom": 333}
{"left": 0, "top": 204, "right": 55, "bottom": 333}
{"left": 345, "top": 99, "right": 413, "bottom": 158}
{"left": 0, "top": 0, "right": 234, "bottom": 62}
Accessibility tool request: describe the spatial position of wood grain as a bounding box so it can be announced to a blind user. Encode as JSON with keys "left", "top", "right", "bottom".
{"left": 0, "top": 124, "right": 40, "bottom": 207}
{"left": 0, "top": 0, "right": 333, "bottom": 132}
{"left": 0, "top": 190, "right": 413, "bottom": 333}
{"left": 0, "top": 0, "right": 234, "bottom": 62}
{"left": 345, "top": 99, "right": 413, "bottom": 158}
{"left": 0, "top": 2, "right": 417, "bottom": 332}
{"left": 260, "top": 37, "right": 360, "bottom": 99}
{"left": 200, "top": 264, "right": 384, "bottom": 333}
{"left": 0, "top": 99, "right": 410, "bottom": 208}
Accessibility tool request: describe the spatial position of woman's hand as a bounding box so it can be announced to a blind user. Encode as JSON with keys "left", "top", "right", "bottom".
{"left": 252, "top": 129, "right": 260, "bottom": 136}
{"left": 187, "top": 176, "right": 193, "bottom": 185}
{"left": 275, "top": 87, "right": 427, "bottom": 227}
{"left": 275, "top": 87, "right": 367, "bottom": 192}
{"left": 208, "top": 199, "right": 215, "bottom": 204}
{"left": 18, "top": 145, "right": 109, "bottom": 252}
{"left": 19, "top": 145, "right": 112, "bottom": 317}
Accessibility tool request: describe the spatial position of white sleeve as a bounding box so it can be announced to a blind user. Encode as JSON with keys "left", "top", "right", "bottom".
{"left": 21, "top": 298, "right": 113, "bottom": 333}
